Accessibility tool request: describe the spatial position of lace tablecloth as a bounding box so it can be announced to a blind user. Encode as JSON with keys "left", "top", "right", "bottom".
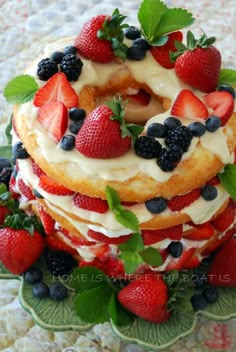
{"left": 0, "top": 0, "right": 236, "bottom": 351}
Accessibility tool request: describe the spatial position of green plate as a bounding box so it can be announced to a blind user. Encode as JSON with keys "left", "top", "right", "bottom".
{"left": 1, "top": 257, "right": 236, "bottom": 351}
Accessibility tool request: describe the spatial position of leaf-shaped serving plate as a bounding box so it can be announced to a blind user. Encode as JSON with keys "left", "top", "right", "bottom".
{"left": 1, "top": 257, "right": 236, "bottom": 351}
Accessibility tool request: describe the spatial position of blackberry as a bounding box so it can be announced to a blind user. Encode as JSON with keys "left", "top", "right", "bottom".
{"left": 134, "top": 136, "right": 162, "bottom": 159}
{"left": 60, "top": 54, "right": 83, "bottom": 81}
{"left": 157, "top": 144, "right": 183, "bottom": 172}
{"left": 37, "top": 58, "right": 58, "bottom": 80}
{"left": 46, "top": 250, "right": 77, "bottom": 277}
{"left": 0, "top": 167, "right": 13, "bottom": 187}
{"left": 165, "top": 126, "right": 193, "bottom": 152}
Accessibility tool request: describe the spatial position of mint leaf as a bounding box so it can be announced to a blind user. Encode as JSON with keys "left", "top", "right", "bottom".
{"left": 74, "top": 284, "right": 112, "bottom": 323}
{"left": 70, "top": 266, "right": 108, "bottom": 292}
{"left": 115, "top": 205, "right": 139, "bottom": 232}
{"left": 120, "top": 251, "right": 143, "bottom": 274}
{"left": 126, "top": 123, "right": 144, "bottom": 138}
{"left": 118, "top": 232, "right": 144, "bottom": 252}
{"left": 156, "top": 8, "right": 195, "bottom": 37}
{"left": 218, "top": 164, "right": 236, "bottom": 200}
{"left": 105, "top": 185, "right": 121, "bottom": 210}
{"left": 139, "top": 247, "right": 163, "bottom": 267}
{"left": 108, "top": 293, "right": 134, "bottom": 326}
{"left": 219, "top": 68, "right": 236, "bottom": 85}
{"left": 4, "top": 74, "right": 39, "bottom": 104}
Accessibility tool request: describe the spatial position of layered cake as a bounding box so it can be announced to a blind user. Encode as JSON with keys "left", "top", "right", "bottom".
{"left": 2, "top": 0, "right": 236, "bottom": 323}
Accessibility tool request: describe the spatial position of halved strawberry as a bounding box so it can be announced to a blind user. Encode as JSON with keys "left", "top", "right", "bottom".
{"left": 34, "top": 72, "right": 78, "bottom": 108}
{"left": 87, "top": 229, "right": 131, "bottom": 244}
{"left": 165, "top": 247, "right": 196, "bottom": 271}
{"left": 171, "top": 89, "right": 209, "bottom": 119}
{"left": 126, "top": 89, "right": 151, "bottom": 106}
{"left": 183, "top": 254, "right": 201, "bottom": 269}
{"left": 202, "top": 226, "right": 235, "bottom": 256}
{"left": 38, "top": 174, "right": 74, "bottom": 196}
{"left": 37, "top": 101, "right": 68, "bottom": 143}
{"left": 18, "top": 178, "right": 35, "bottom": 200}
{"left": 73, "top": 192, "right": 108, "bottom": 213}
{"left": 45, "top": 232, "right": 78, "bottom": 255}
{"left": 38, "top": 205, "right": 55, "bottom": 236}
{"left": 168, "top": 188, "right": 201, "bottom": 212}
{"left": 80, "top": 257, "right": 125, "bottom": 277}
{"left": 211, "top": 205, "right": 235, "bottom": 232}
{"left": 60, "top": 227, "right": 95, "bottom": 246}
{"left": 142, "top": 224, "right": 183, "bottom": 245}
{"left": 32, "top": 161, "right": 46, "bottom": 178}
{"left": 150, "top": 31, "right": 183, "bottom": 69}
{"left": 203, "top": 91, "right": 234, "bottom": 126}
{"left": 184, "top": 222, "right": 214, "bottom": 240}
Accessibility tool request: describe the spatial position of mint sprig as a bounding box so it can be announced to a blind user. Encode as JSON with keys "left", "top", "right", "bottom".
{"left": 218, "top": 164, "right": 236, "bottom": 200}
{"left": 4, "top": 74, "right": 39, "bottom": 104}
{"left": 219, "top": 68, "right": 236, "bottom": 85}
{"left": 138, "top": 0, "right": 194, "bottom": 45}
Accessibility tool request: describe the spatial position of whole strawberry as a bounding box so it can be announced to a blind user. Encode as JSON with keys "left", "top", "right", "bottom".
{"left": 118, "top": 273, "right": 170, "bottom": 323}
{"left": 74, "top": 10, "right": 128, "bottom": 63}
{"left": 171, "top": 31, "right": 221, "bottom": 93}
{"left": 75, "top": 96, "right": 143, "bottom": 159}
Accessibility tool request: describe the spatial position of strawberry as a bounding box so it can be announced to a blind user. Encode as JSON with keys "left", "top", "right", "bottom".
{"left": 206, "top": 176, "right": 220, "bottom": 186}
{"left": 34, "top": 72, "right": 78, "bottom": 108}
{"left": 75, "top": 97, "right": 141, "bottom": 159}
{"left": 211, "top": 205, "right": 235, "bottom": 232}
{"left": 126, "top": 89, "right": 151, "bottom": 106}
{"left": 18, "top": 178, "right": 35, "bottom": 201}
{"left": 87, "top": 229, "right": 131, "bottom": 244}
{"left": 74, "top": 11, "right": 127, "bottom": 63}
{"left": 0, "top": 227, "right": 45, "bottom": 274}
{"left": 38, "top": 174, "right": 74, "bottom": 196}
{"left": 80, "top": 257, "right": 125, "bottom": 277}
{"left": 37, "top": 101, "right": 68, "bottom": 143}
{"left": 183, "top": 254, "right": 201, "bottom": 269}
{"left": 150, "top": 31, "right": 183, "bottom": 69}
{"left": 38, "top": 205, "right": 55, "bottom": 236}
{"left": 0, "top": 206, "right": 10, "bottom": 225}
{"left": 171, "top": 89, "right": 208, "bottom": 119}
{"left": 172, "top": 31, "right": 221, "bottom": 93}
{"left": 184, "top": 222, "right": 214, "bottom": 241}
{"left": 32, "top": 161, "right": 46, "bottom": 178}
{"left": 165, "top": 247, "right": 196, "bottom": 271}
{"left": 142, "top": 224, "right": 183, "bottom": 245}
{"left": 118, "top": 273, "right": 170, "bottom": 323}
{"left": 59, "top": 227, "right": 96, "bottom": 246}
{"left": 208, "top": 237, "right": 236, "bottom": 287}
{"left": 202, "top": 226, "right": 235, "bottom": 256}
{"left": 203, "top": 91, "right": 234, "bottom": 126}
{"left": 73, "top": 192, "right": 108, "bottom": 213}
{"left": 45, "top": 232, "right": 78, "bottom": 256}
{"left": 168, "top": 188, "right": 201, "bottom": 212}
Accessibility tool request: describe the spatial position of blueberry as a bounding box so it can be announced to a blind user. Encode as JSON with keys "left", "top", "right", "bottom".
{"left": 201, "top": 184, "right": 218, "bottom": 201}
{"left": 191, "top": 293, "right": 208, "bottom": 311}
{"left": 147, "top": 123, "right": 167, "bottom": 138}
{"left": 203, "top": 287, "right": 219, "bottom": 304}
{"left": 0, "top": 157, "right": 11, "bottom": 172}
{"left": 217, "top": 84, "right": 236, "bottom": 99}
{"left": 60, "top": 135, "right": 75, "bottom": 151}
{"left": 127, "top": 45, "right": 146, "bottom": 61}
{"left": 32, "top": 282, "right": 49, "bottom": 299}
{"left": 64, "top": 45, "right": 77, "bottom": 56}
{"left": 205, "top": 116, "right": 221, "bottom": 132}
{"left": 24, "top": 267, "right": 43, "bottom": 284}
{"left": 33, "top": 189, "right": 44, "bottom": 199}
{"left": 164, "top": 117, "right": 182, "bottom": 130}
{"left": 133, "top": 38, "right": 150, "bottom": 51}
{"left": 124, "top": 26, "right": 141, "bottom": 40}
{"left": 188, "top": 122, "right": 206, "bottom": 137}
{"left": 51, "top": 51, "right": 64, "bottom": 64}
{"left": 167, "top": 241, "right": 183, "bottom": 258}
{"left": 49, "top": 282, "right": 68, "bottom": 301}
{"left": 69, "top": 108, "right": 86, "bottom": 121}
{"left": 12, "top": 141, "right": 29, "bottom": 161}
{"left": 145, "top": 197, "right": 167, "bottom": 214}
{"left": 69, "top": 120, "right": 84, "bottom": 134}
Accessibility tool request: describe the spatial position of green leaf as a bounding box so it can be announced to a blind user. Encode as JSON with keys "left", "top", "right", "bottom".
{"left": 0, "top": 183, "right": 8, "bottom": 195}
{"left": 219, "top": 68, "right": 236, "bottom": 85}
{"left": 5, "top": 113, "right": 13, "bottom": 145}
{"left": 218, "top": 164, "right": 236, "bottom": 200}
{"left": 108, "top": 293, "right": 134, "bottom": 326}
{"left": 150, "top": 35, "right": 168, "bottom": 46}
{"left": 70, "top": 266, "right": 109, "bottom": 292}
{"left": 139, "top": 247, "right": 163, "bottom": 267}
{"left": 105, "top": 185, "right": 121, "bottom": 210}
{"left": 74, "top": 284, "right": 112, "bottom": 323}
{"left": 119, "top": 251, "right": 144, "bottom": 274}
{"left": 4, "top": 74, "right": 39, "bottom": 104}
{"left": 126, "top": 123, "right": 144, "bottom": 138}
{"left": 118, "top": 232, "right": 144, "bottom": 252}
{"left": 115, "top": 206, "right": 139, "bottom": 232}
{"left": 156, "top": 8, "right": 194, "bottom": 37}
{"left": 0, "top": 145, "right": 12, "bottom": 160}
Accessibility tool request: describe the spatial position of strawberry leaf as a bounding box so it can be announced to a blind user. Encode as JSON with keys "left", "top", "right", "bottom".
{"left": 108, "top": 293, "right": 134, "bottom": 326}
{"left": 219, "top": 68, "right": 236, "bottom": 85}
{"left": 156, "top": 8, "right": 195, "bottom": 37}
{"left": 4, "top": 74, "right": 39, "bottom": 104}
{"left": 218, "top": 164, "right": 236, "bottom": 200}
{"left": 70, "top": 266, "right": 109, "bottom": 292}
{"left": 139, "top": 247, "right": 163, "bottom": 267}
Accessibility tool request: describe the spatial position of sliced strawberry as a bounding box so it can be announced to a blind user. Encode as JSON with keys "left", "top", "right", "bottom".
{"left": 59, "top": 226, "right": 96, "bottom": 246}
{"left": 34, "top": 72, "right": 78, "bottom": 108}
{"left": 73, "top": 192, "right": 108, "bottom": 213}
{"left": 46, "top": 233, "right": 78, "bottom": 255}
{"left": 18, "top": 178, "right": 35, "bottom": 200}
{"left": 150, "top": 31, "right": 183, "bottom": 69}
{"left": 165, "top": 247, "right": 196, "bottom": 271}
{"left": 183, "top": 254, "right": 201, "bottom": 269}
{"left": 38, "top": 174, "right": 74, "bottom": 196}
{"left": 211, "top": 205, "right": 235, "bottom": 232}
{"left": 37, "top": 101, "right": 68, "bottom": 143}
{"left": 171, "top": 89, "right": 209, "bottom": 119}
{"left": 202, "top": 226, "right": 235, "bottom": 256}
{"left": 32, "top": 161, "right": 46, "bottom": 177}
{"left": 142, "top": 224, "right": 183, "bottom": 245}
{"left": 80, "top": 257, "right": 125, "bottom": 278}
{"left": 38, "top": 205, "right": 55, "bottom": 236}
{"left": 121, "top": 201, "right": 138, "bottom": 207}
{"left": 203, "top": 91, "right": 234, "bottom": 126}
{"left": 168, "top": 188, "right": 201, "bottom": 212}
{"left": 184, "top": 222, "right": 214, "bottom": 240}
{"left": 126, "top": 89, "right": 151, "bottom": 106}
{"left": 87, "top": 229, "right": 131, "bottom": 244}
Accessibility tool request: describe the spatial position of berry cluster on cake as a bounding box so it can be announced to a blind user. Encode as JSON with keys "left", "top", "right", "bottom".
{"left": 2, "top": 0, "right": 236, "bottom": 324}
